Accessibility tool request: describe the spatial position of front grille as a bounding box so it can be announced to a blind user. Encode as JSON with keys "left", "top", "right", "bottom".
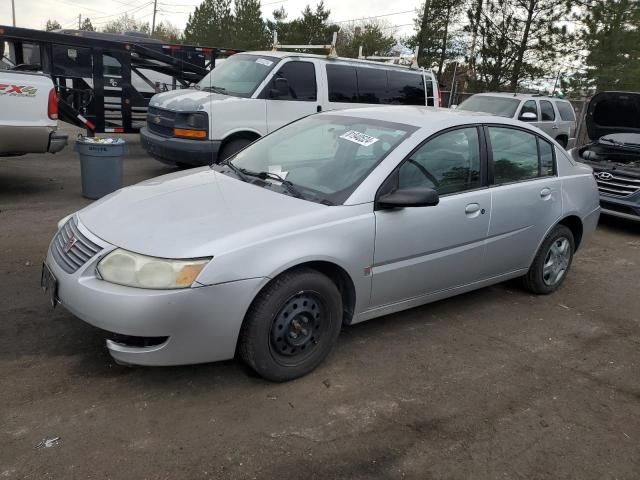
{"left": 594, "top": 171, "right": 640, "bottom": 197}
{"left": 147, "top": 106, "right": 175, "bottom": 137}
{"left": 51, "top": 217, "right": 102, "bottom": 273}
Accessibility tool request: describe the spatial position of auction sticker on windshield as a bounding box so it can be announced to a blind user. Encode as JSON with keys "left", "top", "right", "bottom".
{"left": 256, "top": 58, "right": 274, "bottom": 67}
{"left": 339, "top": 130, "right": 379, "bottom": 147}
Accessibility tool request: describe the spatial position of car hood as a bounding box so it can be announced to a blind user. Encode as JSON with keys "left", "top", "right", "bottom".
{"left": 149, "top": 89, "right": 248, "bottom": 111}
{"left": 77, "top": 168, "right": 327, "bottom": 258}
{"left": 586, "top": 91, "right": 640, "bottom": 140}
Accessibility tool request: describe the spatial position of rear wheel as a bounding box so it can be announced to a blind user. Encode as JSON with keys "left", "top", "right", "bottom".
{"left": 218, "top": 138, "right": 254, "bottom": 163}
{"left": 522, "top": 225, "right": 574, "bottom": 294}
{"left": 239, "top": 269, "right": 342, "bottom": 382}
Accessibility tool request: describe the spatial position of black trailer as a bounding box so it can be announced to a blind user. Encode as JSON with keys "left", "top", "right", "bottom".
{"left": 0, "top": 26, "right": 240, "bottom": 134}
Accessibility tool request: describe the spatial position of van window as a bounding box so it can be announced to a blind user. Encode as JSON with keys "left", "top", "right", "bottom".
{"left": 540, "top": 100, "right": 556, "bottom": 121}
{"left": 387, "top": 71, "right": 425, "bottom": 106}
{"left": 268, "top": 61, "right": 317, "bottom": 101}
{"left": 556, "top": 101, "right": 576, "bottom": 122}
{"left": 355, "top": 67, "right": 388, "bottom": 104}
{"left": 327, "top": 64, "right": 358, "bottom": 102}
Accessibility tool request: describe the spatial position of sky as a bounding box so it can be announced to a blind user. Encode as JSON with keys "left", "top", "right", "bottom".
{"left": 1, "top": 0, "right": 420, "bottom": 38}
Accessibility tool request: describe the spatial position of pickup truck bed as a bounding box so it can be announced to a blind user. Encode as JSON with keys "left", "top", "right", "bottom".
{"left": 0, "top": 70, "right": 67, "bottom": 156}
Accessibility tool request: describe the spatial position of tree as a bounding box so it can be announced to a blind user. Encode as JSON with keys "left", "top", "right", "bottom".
{"left": 102, "top": 14, "right": 150, "bottom": 34}
{"left": 45, "top": 19, "right": 62, "bottom": 31}
{"left": 577, "top": 0, "right": 640, "bottom": 91}
{"left": 233, "top": 0, "right": 268, "bottom": 49}
{"left": 184, "top": 0, "right": 233, "bottom": 46}
{"left": 337, "top": 21, "right": 396, "bottom": 58}
{"left": 80, "top": 18, "right": 95, "bottom": 32}
{"left": 411, "top": 0, "right": 464, "bottom": 75}
{"left": 153, "top": 21, "right": 181, "bottom": 43}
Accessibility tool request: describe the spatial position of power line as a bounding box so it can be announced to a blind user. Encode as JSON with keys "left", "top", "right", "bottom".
{"left": 333, "top": 9, "right": 416, "bottom": 25}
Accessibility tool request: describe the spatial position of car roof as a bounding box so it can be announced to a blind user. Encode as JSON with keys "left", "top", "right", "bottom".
{"left": 237, "top": 51, "right": 433, "bottom": 74}
{"left": 324, "top": 105, "right": 525, "bottom": 130}
{"left": 471, "top": 92, "right": 568, "bottom": 102}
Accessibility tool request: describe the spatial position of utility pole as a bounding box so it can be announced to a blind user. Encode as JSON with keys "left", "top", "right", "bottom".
{"left": 78, "top": 13, "right": 81, "bottom": 29}
{"left": 11, "top": 0, "right": 16, "bottom": 26}
{"left": 151, "top": 0, "right": 157, "bottom": 35}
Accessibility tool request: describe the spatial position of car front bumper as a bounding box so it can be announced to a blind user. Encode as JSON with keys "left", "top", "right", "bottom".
{"left": 140, "top": 127, "right": 221, "bottom": 167}
{"left": 600, "top": 194, "right": 640, "bottom": 221}
{"left": 45, "top": 221, "right": 267, "bottom": 366}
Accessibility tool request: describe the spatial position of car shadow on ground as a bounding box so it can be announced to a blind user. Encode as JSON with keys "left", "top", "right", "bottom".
{"left": 597, "top": 214, "right": 640, "bottom": 234}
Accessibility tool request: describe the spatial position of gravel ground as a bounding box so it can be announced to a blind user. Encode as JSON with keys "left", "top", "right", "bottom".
{"left": 1, "top": 132, "right": 639, "bottom": 479}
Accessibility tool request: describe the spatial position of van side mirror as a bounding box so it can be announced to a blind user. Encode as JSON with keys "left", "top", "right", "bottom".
{"left": 450, "top": 104, "right": 458, "bottom": 109}
{"left": 519, "top": 112, "right": 537, "bottom": 121}
{"left": 377, "top": 187, "right": 439, "bottom": 209}
{"left": 270, "top": 77, "right": 289, "bottom": 99}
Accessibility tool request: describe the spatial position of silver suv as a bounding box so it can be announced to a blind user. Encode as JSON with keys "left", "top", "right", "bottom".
{"left": 456, "top": 93, "right": 577, "bottom": 148}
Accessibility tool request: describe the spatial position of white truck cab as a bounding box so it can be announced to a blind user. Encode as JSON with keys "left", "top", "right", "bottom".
{"left": 0, "top": 70, "right": 67, "bottom": 156}
{"left": 141, "top": 51, "right": 440, "bottom": 167}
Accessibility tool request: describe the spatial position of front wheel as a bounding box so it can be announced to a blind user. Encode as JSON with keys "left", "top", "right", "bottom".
{"left": 522, "top": 225, "right": 575, "bottom": 294}
{"left": 239, "top": 269, "right": 343, "bottom": 382}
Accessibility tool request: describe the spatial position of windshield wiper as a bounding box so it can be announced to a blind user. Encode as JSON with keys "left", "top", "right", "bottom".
{"left": 221, "top": 158, "right": 250, "bottom": 181}
{"left": 202, "top": 85, "right": 227, "bottom": 95}
{"left": 240, "top": 169, "right": 306, "bottom": 199}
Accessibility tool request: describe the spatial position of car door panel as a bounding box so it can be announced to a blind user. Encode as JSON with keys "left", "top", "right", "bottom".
{"left": 371, "top": 189, "right": 491, "bottom": 307}
{"left": 370, "top": 126, "right": 489, "bottom": 308}
{"left": 484, "top": 126, "right": 562, "bottom": 277}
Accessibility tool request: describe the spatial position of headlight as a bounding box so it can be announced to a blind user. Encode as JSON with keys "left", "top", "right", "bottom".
{"left": 97, "top": 249, "right": 211, "bottom": 289}
{"left": 57, "top": 213, "right": 74, "bottom": 230}
{"left": 174, "top": 112, "right": 208, "bottom": 140}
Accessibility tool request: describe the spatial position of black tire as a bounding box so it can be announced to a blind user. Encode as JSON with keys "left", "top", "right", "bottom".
{"left": 555, "top": 136, "right": 568, "bottom": 149}
{"left": 522, "top": 225, "right": 575, "bottom": 294}
{"left": 239, "top": 268, "right": 343, "bottom": 382}
{"left": 218, "top": 138, "right": 253, "bottom": 163}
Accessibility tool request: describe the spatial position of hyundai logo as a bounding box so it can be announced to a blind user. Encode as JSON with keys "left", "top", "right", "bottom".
{"left": 595, "top": 172, "right": 613, "bottom": 181}
{"left": 64, "top": 236, "right": 78, "bottom": 253}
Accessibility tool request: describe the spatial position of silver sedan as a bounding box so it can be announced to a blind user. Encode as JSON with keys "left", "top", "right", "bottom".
{"left": 43, "top": 106, "right": 601, "bottom": 381}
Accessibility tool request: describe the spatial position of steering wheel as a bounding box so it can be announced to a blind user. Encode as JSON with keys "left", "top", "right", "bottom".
{"left": 407, "top": 159, "right": 440, "bottom": 188}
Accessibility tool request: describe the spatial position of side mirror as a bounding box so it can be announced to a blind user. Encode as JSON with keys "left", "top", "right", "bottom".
{"left": 270, "top": 77, "right": 289, "bottom": 99}
{"left": 377, "top": 187, "right": 439, "bottom": 209}
{"left": 519, "top": 112, "right": 537, "bottom": 121}
{"left": 450, "top": 104, "right": 458, "bottom": 109}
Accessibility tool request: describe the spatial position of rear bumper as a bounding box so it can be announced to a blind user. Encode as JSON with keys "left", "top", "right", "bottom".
{"left": 48, "top": 131, "right": 68, "bottom": 153}
{"left": 140, "top": 127, "right": 221, "bottom": 166}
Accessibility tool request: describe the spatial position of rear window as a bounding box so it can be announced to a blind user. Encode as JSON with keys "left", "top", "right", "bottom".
{"left": 556, "top": 101, "right": 576, "bottom": 122}
{"left": 458, "top": 96, "right": 521, "bottom": 118}
{"left": 326, "top": 64, "right": 428, "bottom": 106}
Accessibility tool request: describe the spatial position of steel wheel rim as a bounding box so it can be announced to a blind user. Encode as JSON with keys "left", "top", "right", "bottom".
{"left": 542, "top": 237, "right": 571, "bottom": 286}
{"left": 269, "top": 291, "right": 326, "bottom": 365}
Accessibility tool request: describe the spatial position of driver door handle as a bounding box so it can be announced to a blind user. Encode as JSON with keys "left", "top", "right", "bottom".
{"left": 465, "top": 203, "right": 482, "bottom": 218}
{"left": 540, "top": 187, "right": 552, "bottom": 199}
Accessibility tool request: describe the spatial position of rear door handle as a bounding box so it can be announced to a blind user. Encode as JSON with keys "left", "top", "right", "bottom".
{"left": 552, "top": 124, "right": 559, "bottom": 129}
{"left": 540, "top": 187, "right": 552, "bottom": 199}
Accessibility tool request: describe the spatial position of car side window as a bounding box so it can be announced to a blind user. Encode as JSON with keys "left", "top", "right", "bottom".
{"left": 556, "top": 101, "right": 576, "bottom": 121}
{"left": 398, "top": 127, "right": 482, "bottom": 195}
{"left": 540, "top": 100, "right": 555, "bottom": 121}
{"left": 326, "top": 64, "right": 358, "bottom": 103}
{"left": 488, "top": 127, "right": 554, "bottom": 184}
{"left": 268, "top": 61, "right": 317, "bottom": 101}
{"left": 520, "top": 100, "right": 538, "bottom": 120}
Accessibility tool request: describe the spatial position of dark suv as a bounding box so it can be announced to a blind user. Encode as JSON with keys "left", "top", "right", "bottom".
{"left": 570, "top": 91, "right": 640, "bottom": 221}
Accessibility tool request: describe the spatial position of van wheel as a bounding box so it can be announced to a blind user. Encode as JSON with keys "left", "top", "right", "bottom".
{"left": 218, "top": 138, "right": 253, "bottom": 163}
{"left": 555, "top": 136, "right": 568, "bottom": 149}
{"left": 239, "top": 269, "right": 342, "bottom": 382}
{"left": 522, "top": 225, "right": 575, "bottom": 294}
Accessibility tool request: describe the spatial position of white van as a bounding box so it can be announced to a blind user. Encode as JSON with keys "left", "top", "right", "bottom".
{"left": 141, "top": 51, "right": 440, "bottom": 166}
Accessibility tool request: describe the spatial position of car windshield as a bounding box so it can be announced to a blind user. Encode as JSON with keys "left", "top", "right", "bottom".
{"left": 225, "top": 115, "right": 416, "bottom": 205}
{"left": 197, "top": 54, "right": 279, "bottom": 97}
{"left": 458, "top": 96, "right": 521, "bottom": 118}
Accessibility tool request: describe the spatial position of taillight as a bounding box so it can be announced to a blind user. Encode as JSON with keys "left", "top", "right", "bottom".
{"left": 48, "top": 88, "right": 58, "bottom": 120}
